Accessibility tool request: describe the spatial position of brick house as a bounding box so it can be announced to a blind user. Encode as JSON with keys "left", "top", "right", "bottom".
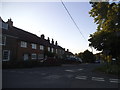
{"left": 1, "top": 17, "right": 67, "bottom": 63}
{"left": 65, "top": 49, "right": 74, "bottom": 58}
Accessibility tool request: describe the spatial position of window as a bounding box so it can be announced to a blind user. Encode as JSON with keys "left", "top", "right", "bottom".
{"left": 51, "top": 48, "right": 54, "bottom": 53}
{"left": 48, "top": 47, "right": 50, "bottom": 52}
{"left": 31, "top": 53, "right": 37, "bottom": 59}
{"left": 40, "top": 45, "right": 44, "bottom": 50}
{"left": 59, "top": 50, "right": 61, "bottom": 54}
{"left": 2, "top": 36, "right": 6, "bottom": 45}
{"left": 21, "top": 41, "right": 27, "bottom": 48}
{"left": 56, "top": 49, "right": 58, "bottom": 54}
{"left": 31, "top": 43, "right": 37, "bottom": 49}
{"left": 38, "top": 54, "right": 44, "bottom": 59}
{"left": 0, "top": 22, "right": 8, "bottom": 30}
{"left": 62, "top": 50, "right": 64, "bottom": 54}
{"left": 0, "top": 35, "right": 6, "bottom": 45}
{"left": 3, "top": 50, "right": 10, "bottom": 61}
{"left": 2, "top": 22, "right": 8, "bottom": 30}
{"left": 23, "top": 54, "right": 29, "bottom": 61}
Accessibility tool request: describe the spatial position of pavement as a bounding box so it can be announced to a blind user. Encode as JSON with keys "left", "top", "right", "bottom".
{"left": 2, "top": 63, "right": 120, "bottom": 88}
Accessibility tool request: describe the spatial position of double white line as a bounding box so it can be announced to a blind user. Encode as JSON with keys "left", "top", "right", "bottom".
{"left": 77, "top": 69, "right": 83, "bottom": 71}
{"left": 65, "top": 70, "right": 75, "bottom": 72}
{"left": 75, "top": 76, "right": 87, "bottom": 80}
{"left": 65, "top": 68, "right": 83, "bottom": 72}
{"left": 92, "top": 77, "right": 105, "bottom": 81}
{"left": 75, "top": 75, "right": 120, "bottom": 83}
{"left": 109, "top": 79, "right": 120, "bottom": 83}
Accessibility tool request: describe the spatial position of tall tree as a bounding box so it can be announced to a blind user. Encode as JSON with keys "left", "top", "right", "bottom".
{"left": 89, "top": 2, "right": 120, "bottom": 61}
{"left": 82, "top": 50, "right": 95, "bottom": 63}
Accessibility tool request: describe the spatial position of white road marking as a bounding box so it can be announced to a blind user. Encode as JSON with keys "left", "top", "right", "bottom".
{"left": 92, "top": 77, "right": 105, "bottom": 81}
{"left": 75, "top": 76, "right": 87, "bottom": 80}
{"left": 65, "top": 68, "right": 83, "bottom": 72}
{"left": 92, "top": 77, "right": 104, "bottom": 79}
{"left": 110, "top": 81, "right": 119, "bottom": 83}
{"left": 109, "top": 79, "right": 119, "bottom": 81}
{"left": 77, "top": 69, "right": 83, "bottom": 71}
{"left": 109, "top": 78, "right": 120, "bottom": 83}
{"left": 65, "top": 70, "right": 75, "bottom": 72}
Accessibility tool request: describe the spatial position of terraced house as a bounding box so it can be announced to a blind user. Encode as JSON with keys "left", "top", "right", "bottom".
{"left": 1, "top": 17, "right": 72, "bottom": 63}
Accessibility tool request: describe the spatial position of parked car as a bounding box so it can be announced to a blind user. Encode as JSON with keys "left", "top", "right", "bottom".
{"left": 95, "top": 60, "right": 101, "bottom": 63}
{"left": 66, "top": 57, "right": 82, "bottom": 63}
{"left": 76, "top": 57, "right": 82, "bottom": 63}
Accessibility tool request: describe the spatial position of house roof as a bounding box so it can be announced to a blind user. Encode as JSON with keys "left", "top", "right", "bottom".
{"left": 65, "top": 51, "right": 74, "bottom": 56}
{"left": 2, "top": 18, "right": 66, "bottom": 51}
{"left": 2, "top": 26, "right": 44, "bottom": 44}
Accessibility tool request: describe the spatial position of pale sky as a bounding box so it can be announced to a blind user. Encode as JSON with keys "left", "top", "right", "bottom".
{"left": 1, "top": 2, "right": 100, "bottom": 54}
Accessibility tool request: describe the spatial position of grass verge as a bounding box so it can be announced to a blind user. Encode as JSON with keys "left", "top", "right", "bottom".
{"left": 94, "top": 64, "right": 120, "bottom": 77}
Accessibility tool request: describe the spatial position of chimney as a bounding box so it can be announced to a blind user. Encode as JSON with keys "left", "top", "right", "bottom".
{"left": 67, "top": 49, "right": 69, "bottom": 52}
{"left": 52, "top": 39, "right": 54, "bottom": 45}
{"left": 41, "top": 34, "right": 45, "bottom": 39}
{"left": 7, "top": 18, "right": 13, "bottom": 27}
{"left": 55, "top": 41, "right": 58, "bottom": 46}
{"left": 47, "top": 37, "right": 50, "bottom": 43}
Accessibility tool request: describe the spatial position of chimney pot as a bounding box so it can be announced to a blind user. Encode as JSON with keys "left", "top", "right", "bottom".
{"left": 47, "top": 37, "right": 50, "bottom": 43}
{"left": 7, "top": 18, "right": 13, "bottom": 27}
{"left": 52, "top": 39, "right": 54, "bottom": 45}
{"left": 41, "top": 34, "right": 45, "bottom": 39}
{"left": 55, "top": 41, "right": 58, "bottom": 46}
{"left": 67, "top": 49, "right": 69, "bottom": 52}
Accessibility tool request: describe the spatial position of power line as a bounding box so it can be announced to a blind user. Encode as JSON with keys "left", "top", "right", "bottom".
{"left": 60, "top": 0, "right": 87, "bottom": 42}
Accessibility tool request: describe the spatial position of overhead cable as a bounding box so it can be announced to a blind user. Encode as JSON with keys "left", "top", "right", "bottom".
{"left": 61, "top": 0, "right": 87, "bottom": 42}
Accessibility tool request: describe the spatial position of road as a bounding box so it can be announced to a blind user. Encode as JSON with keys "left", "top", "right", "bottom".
{"left": 2, "top": 63, "right": 120, "bottom": 88}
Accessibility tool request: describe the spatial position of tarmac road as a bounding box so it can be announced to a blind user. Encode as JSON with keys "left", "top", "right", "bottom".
{"left": 2, "top": 63, "right": 120, "bottom": 88}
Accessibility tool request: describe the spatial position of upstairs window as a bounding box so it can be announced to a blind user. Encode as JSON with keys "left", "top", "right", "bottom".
{"left": 2, "top": 36, "right": 6, "bottom": 45}
{"left": 51, "top": 48, "right": 54, "bottom": 53}
{"left": 59, "top": 50, "right": 61, "bottom": 54}
{"left": 0, "top": 35, "right": 6, "bottom": 46}
{"left": 20, "top": 41, "right": 27, "bottom": 48}
{"left": 2, "top": 22, "right": 8, "bottom": 30}
{"left": 48, "top": 47, "right": 50, "bottom": 52}
{"left": 0, "top": 22, "right": 8, "bottom": 30}
{"left": 56, "top": 49, "right": 58, "bottom": 54}
{"left": 31, "top": 43, "right": 37, "bottom": 49}
{"left": 40, "top": 45, "right": 44, "bottom": 50}
{"left": 62, "top": 50, "right": 64, "bottom": 54}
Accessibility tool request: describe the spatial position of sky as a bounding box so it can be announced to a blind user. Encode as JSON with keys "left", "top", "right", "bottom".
{"left": 1, "top": 1, "right": 101, "bottom": 54}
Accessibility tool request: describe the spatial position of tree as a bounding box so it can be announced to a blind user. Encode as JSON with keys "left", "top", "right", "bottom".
{"left": 89, "top": 2, "right": 120, "bottom": 62}
{"left": 77, "top": 52, "right": 83, "bottom": 59}
{"left": 82, "top": 50, "right": 96, "bottom": 63}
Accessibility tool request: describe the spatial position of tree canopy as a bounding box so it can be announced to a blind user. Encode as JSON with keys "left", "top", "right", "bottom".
{"left": 88, "top": 2, "right": 120, "bottom": 60}
{"left": 77, "top": 50, "right": 95, "bottom": 63}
